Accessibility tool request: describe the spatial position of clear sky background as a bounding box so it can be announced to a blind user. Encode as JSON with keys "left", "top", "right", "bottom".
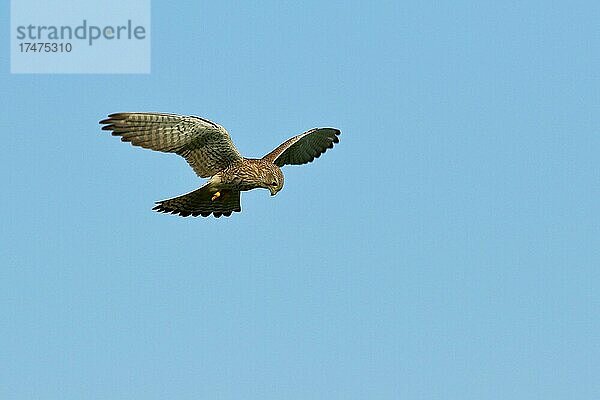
{"left": 1, "top": 1, "right": 599, "bottom": 399}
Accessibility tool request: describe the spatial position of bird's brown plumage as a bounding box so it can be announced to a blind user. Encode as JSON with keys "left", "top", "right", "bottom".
{"left": 100, "top": 112, "right": 340, "bottom": 217}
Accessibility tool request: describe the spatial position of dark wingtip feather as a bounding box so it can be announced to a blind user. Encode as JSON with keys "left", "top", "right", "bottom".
{"left": 99, "top": 112, "right": 131, "bottom": 124}
{"left": 108, "top": 112, "right": 129, "bottom": 119}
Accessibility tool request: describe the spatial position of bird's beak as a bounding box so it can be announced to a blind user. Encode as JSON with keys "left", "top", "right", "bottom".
{"left": 269, "top": 187, "right": 277, "bottom": 196}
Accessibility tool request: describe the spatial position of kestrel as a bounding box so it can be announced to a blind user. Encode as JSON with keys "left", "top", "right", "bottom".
{"left": 99, "top": 112, "right": 341, "bottom": 217}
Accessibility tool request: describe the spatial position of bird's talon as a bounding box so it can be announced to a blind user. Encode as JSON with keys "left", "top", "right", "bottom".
{"left": 211, "top": 191, "right": 221, "bottom": 201}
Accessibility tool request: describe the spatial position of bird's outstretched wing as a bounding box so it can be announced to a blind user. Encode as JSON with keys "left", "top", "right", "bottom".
{"left": 100, "top": 112, "right": 242, "bottom": 177}
{"left": 261, "top": 128, "right": 340, "bottom": 167}
{"left": 153, "top": 183, "right": 241, "bottom": 218}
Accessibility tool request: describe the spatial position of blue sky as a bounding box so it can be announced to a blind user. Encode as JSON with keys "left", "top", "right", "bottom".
{"left": 1, "top": 1, "right": 599, "bottom": 399}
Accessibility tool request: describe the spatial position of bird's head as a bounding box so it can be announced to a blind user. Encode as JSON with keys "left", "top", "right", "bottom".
{"left": 264, "top": 164, "right": 284, "bottom": 196}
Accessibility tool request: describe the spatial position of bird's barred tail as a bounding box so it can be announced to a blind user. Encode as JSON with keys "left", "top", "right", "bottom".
{"left": 152, "top": 183, "right": 241, "bottom": 218}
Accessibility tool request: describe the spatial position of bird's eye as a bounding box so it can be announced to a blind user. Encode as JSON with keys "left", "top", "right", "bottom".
{"left": 271, "top": 182, "right": 278, "bottom": 186}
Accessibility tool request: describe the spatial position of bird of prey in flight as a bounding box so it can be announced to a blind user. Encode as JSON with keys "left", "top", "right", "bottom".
{"left": 100, "top": 112, "right": 341, "bottom": 217}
